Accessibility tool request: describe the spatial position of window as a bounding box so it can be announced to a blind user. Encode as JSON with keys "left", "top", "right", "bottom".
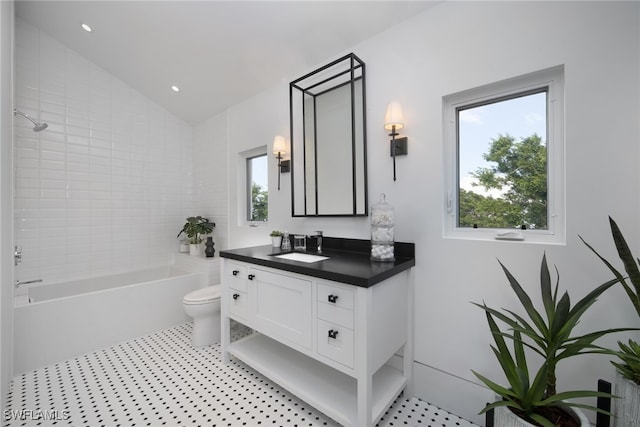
{"left": 246, "top": 153, "right": 268, "bottom": 222}
{"left": 443, "top": 66, "right": 565, "bottom": 243}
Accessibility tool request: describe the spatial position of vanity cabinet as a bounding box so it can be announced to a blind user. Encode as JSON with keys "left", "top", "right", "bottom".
{"left": 221, "top": 258, "right": 414, "bottom": 427}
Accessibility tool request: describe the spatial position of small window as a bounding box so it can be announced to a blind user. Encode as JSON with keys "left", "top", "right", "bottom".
{"left": 443, "top": 66, "right": 565, "bottom": 243}
{"left": 246, "top": 153, "right": 268, "bottom": 222}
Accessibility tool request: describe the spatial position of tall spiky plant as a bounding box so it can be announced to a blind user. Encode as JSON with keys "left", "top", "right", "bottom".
{"left": 581, "top": 216, "right": 640, "bottom": 384}
{"left": 473, "top": 253, "right": 624, "bottom": 426}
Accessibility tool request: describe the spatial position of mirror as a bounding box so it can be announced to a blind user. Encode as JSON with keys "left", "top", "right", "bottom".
{"left": 289, "top": 53, "right": 368, "bottom": 217}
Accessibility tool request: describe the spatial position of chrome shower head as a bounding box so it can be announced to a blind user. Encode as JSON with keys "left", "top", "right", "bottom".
{"left": 13, "top": 109, "right": 48, "bottom": 132}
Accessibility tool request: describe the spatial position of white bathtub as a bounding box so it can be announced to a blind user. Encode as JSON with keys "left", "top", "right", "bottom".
{"left": 14, "top": 266, "right": 205, "bottom": 374}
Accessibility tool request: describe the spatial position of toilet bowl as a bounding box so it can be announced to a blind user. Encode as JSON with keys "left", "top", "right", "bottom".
{"left": 182, "top": 285, "right": 221, "bottom": 347}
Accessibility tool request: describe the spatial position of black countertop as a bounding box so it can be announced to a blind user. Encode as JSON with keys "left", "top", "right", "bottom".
{"left": 220, "top": 237, "right": 415, "bottom": 288}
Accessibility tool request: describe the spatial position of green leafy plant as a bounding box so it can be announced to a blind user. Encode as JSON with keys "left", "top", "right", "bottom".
{"left": 177, "top": 216, "right": 215, "bottom": 244}
{"left": 612, "top": 340, "right": 640, "bottom": 385}
{"left": 581, "top": 216, "right": 640, "bottom": 385}
{"left": 270, "top": 230, "right": 283, "bottom": 237}
{"left": 472, "top": 253, "right": 623, "bottom": 426}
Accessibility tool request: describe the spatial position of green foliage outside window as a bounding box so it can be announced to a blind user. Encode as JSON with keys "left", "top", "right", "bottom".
{"left": 459, "top": 133, "right": 547, "bottom": 230}
{"left": 251, "top": 182, "right": 268, "bottom": 222}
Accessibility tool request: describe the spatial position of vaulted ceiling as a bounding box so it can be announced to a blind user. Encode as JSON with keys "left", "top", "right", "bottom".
{"left": 16, "top": 1, "right": 438, "bottom": 125}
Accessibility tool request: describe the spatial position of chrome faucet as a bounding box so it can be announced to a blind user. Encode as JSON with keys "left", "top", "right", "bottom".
{"left": 308, "top": 231, "right": 323, "bottom": 253}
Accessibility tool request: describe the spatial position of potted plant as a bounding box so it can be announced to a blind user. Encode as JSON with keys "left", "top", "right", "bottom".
{"left": 581, "top": 217, "right": 640, "bottom": 427}
{"left": 177, "top": 216, "right": 215, "bottom": 256}
{"left": 472, "top": 253, "right": 623, "bottom": 427}
{"left": 270, "top": 230, "right": 283, "bottom": 248}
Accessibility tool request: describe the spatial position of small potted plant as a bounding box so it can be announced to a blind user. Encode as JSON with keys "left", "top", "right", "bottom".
{"left": 270, "top": 230, "right": 283, "bottom": 248}
{"left": 472, "top": 253, "right": 624, "bottom": 427}
{"left": 177, "top": 216, "right": 215, "bottom": 256}
{"left": 582, "top": 216, "right": 640, "bottom": 427}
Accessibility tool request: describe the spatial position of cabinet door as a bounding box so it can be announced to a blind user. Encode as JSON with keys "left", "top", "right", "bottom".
{"left": 248, "top": 268, "right": 312, "bottom": 350}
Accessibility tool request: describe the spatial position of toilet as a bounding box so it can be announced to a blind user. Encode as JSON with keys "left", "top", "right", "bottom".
{"left": 182, "top": 285, "right": 222, "bottom": 347}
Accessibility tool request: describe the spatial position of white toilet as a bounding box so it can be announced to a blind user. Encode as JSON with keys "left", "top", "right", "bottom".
{"left": 182, "top": 285, "right": 222, "bottom": 347}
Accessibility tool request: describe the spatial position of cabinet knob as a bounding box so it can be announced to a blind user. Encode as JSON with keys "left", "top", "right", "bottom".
{"left": 232, "top": 270, "right": 240, "bottom": 276}
{"left": 328, "top": 329, "right": 339, "bottom": 339}
{"left": 233, "top": 293, "right": 240, "bottom": 300}
{"left": 328, "top": 294, "right": 339, "bottom": 303}
{"left": 248, "top": 274, "right": 255, "bottom": 280}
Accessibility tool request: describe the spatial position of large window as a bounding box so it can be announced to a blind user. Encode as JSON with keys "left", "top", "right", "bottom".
{"left": 443, "top": 66, "right": 565, "bottom": 243}
{"left": 246, "top": 153, "right": 268, "bottom": 222}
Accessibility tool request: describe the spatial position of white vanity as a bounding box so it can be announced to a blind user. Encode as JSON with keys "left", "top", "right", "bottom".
{"left": 220, "top": 239, "right": 415, "bottom": 427}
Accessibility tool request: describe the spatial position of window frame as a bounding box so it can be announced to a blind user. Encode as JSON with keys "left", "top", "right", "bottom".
{"left": 443, "top": 66, "right": 565, "bottom": 244}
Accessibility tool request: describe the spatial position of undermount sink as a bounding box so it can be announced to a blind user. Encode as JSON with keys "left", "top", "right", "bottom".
{"left": 273, "top": 252, "right": 329, "bottom": 263}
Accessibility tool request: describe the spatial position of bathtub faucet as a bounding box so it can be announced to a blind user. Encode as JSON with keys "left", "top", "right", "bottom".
{"left": 15, "top": 279, "right": 43, "bottom": 288}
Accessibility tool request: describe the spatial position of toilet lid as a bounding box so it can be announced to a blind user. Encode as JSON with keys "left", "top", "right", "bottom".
{"left": 183, "top": 285, "right": 221, "bottom": 303}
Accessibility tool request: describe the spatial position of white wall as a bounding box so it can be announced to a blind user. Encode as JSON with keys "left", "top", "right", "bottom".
{"left": 193, "top": 112, "right": 228, "bottom": 254}
{"left": 13, "top": 19, "right": 194, "bottom": 285}
{"left": 195, "top": 2, "right": 640, "bottom": 423}
{"left": 0, "top": 0, "right": 14, "bottom": 409}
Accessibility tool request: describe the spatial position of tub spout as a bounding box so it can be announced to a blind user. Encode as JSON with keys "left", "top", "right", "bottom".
{"left": 16, "top": 279, "right": 42, "bottom": 287}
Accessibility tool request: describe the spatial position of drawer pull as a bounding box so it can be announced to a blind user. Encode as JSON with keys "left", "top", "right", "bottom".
{"left": 328, "top": 329, "right": 339, "bottom": 339}
{"left": 232, "top": 270, "right": 240, "bottom": 276}
{"left": 327, "top": 294, "right": 339, "bottom": 303}
{"left": 232, "top": 293, "right": 240, "bottom": 300}
{"left": 248, "top": 274, "right": 255, "bottom": 280}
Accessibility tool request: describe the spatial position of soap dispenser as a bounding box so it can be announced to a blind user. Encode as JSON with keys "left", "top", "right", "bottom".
{"left": 370, "top": 193, "right": 395, "bottom": 262}
{"left": 281, "top": 231, "right": 291, "bottom": 251}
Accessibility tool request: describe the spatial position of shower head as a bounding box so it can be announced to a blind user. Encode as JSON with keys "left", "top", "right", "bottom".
{"left": 13, "top": 109, "right": 48, "bottom": 132}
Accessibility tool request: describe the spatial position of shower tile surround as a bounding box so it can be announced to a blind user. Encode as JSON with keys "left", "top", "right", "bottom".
{"left": 14, "top": 19, "right": 195, "bottom": 284}
{"left": 3, "top": 323, "right": 479, "bottom": 427}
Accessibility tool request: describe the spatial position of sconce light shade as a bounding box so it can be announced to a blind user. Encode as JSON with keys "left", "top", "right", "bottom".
{"left": 273, "top": 135, "right": 287, "bottom": 155}
{"left": 384, "top": 102, "right": 404, "bottom": 131}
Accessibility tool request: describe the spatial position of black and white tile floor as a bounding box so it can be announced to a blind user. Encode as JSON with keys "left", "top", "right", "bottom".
{"left": 4, "top": 323, "right": 479, "bottom": 427}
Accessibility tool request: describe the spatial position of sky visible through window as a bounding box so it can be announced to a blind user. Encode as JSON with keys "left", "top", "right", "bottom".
{"left": 458, "top": 92, "right": 546, "bottom": 198}
{"left": 251, "top": 155, "right": 268, "bottom": 192}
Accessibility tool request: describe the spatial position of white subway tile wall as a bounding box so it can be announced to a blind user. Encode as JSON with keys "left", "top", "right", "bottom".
{"left": 14, "top": 19, "right": 195, "bottom": 284}
{"left": 193, "top": 114, "right": 228, "bottom": 255}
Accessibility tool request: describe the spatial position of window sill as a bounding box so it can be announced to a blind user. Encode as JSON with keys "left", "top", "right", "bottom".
{"left": 443, "top": 229, "right": 565, "bottom": 245}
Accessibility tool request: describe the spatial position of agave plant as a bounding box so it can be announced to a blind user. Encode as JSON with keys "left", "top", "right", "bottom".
{"left": 472, "top": 253, "right": 624, "bottom": 426}
{"left": 581, "top": 216, "right": 640, "bottom": 385}
{"left": 612, "top": 340, "right": 640, "bottom": 384}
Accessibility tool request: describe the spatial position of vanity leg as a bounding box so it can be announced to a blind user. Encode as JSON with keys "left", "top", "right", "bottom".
{"left": 221, "top": 314, "right": 230, "bottom": 364}
{"left": 357, "top": 376, "right": 372, "bottom": 427}
{"left": 221, "top": 263, "right": 231, "bottom": 364}
{"left": 356, "top": 286, "right": 372, "bottom": 427}
{"left": 404, "top": 268, "right": 415, "bottom": 397}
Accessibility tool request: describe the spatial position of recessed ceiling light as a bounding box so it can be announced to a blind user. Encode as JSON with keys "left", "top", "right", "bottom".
{"left": 171, "top": 85, "right": 180, "bottom": 93}
{"left": 81, "top": 23, "right": 92, "bottom": 32}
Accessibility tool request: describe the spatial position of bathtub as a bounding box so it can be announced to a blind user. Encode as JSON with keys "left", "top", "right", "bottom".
{"left": 14, "top": 266, "right": 205, "bottom": 374}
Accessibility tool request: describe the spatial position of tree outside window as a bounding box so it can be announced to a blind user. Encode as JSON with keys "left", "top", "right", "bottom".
{"left": 247, "top": 154, "right": 268, "bottom": 222}
{"left": 458, "top": 90, "right": 547, "bottom": 230}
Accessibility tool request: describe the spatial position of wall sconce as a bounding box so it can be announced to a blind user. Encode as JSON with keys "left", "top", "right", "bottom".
{"left": 273, "top": 135, "right": 290, "bottom": 190}
{"left": 384, "top": 101, "right": 407, "bottom": 181}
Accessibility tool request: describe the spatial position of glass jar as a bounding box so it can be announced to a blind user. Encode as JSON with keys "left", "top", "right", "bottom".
{"left": 370, "top": 194, "right": 395, "bottom": 262}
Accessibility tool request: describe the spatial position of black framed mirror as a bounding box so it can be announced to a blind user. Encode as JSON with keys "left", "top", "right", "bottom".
{"left": 289, "top": 53, "right": 368, "bottom": 217}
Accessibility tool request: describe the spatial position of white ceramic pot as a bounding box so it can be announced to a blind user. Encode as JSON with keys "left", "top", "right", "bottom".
{"left": 493, "top": 404, "right": 589, "bottom": 427}
{"left": 271, "top": 236, "right": 283, "bottom": 248}
{"left": 189, "top": 243, "right": 202, "bottom": 257}
{"left": 613, "top": 368, "right": 640, "bottom": 427}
